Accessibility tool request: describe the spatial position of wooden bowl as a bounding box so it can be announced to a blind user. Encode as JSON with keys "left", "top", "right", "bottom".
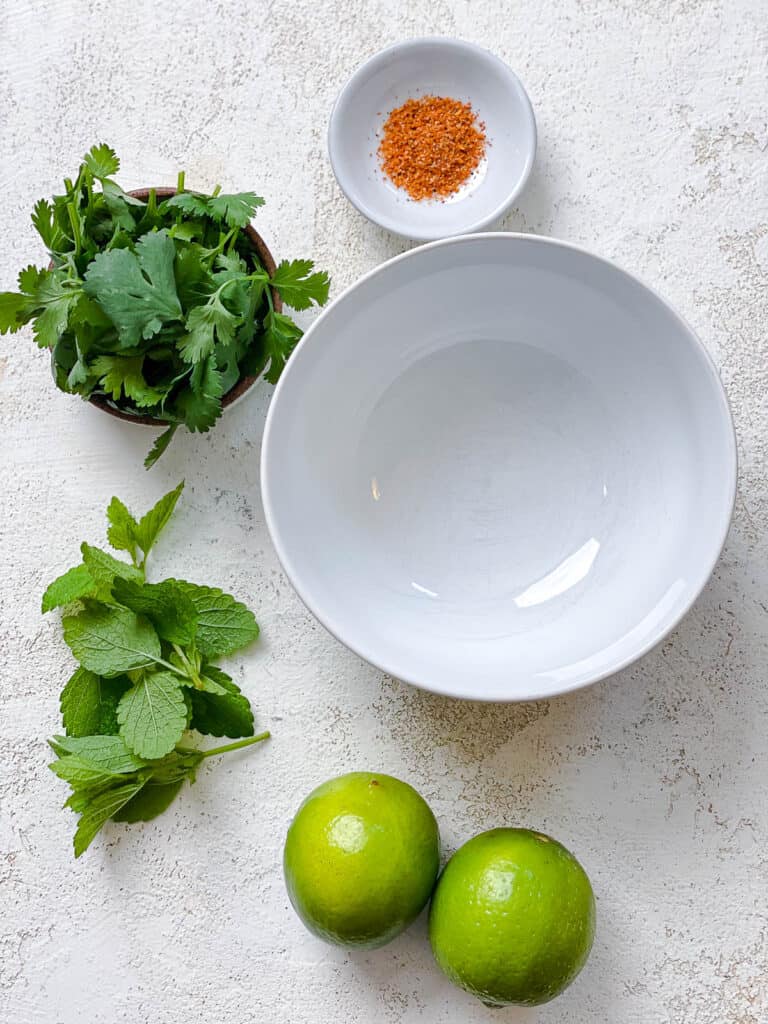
{"left": 85, "top": 187, "right": 282, "bottom": 425}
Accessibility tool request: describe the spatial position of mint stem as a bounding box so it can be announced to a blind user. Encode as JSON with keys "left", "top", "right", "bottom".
{"left": 199, "top": 733, "right": 270, "bottom": 758}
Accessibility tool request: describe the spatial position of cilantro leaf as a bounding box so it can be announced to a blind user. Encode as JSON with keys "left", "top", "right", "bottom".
{"left": 73, "top": 780, "right": 147, "bottom": 857}
{"left": 163, "top": 192, "right": 210, "bottom": 219}
{"left": 189, "top": 668, "right": 254, "bottom": 738}
{"left": 144, "top": 425, "right": 178, "bottom": 470}
{"left": 31, "top": 198, "right": 64, "bottom": 250}
{"left": 133, "top": 481, "right": 184, "bottom": 557}
{"left": 60, "top": 667, "right": 130, "bottom": 736}
{"left": 262, "top": 310, "right": 302, "bottom": 385}
{"left": 177, "top": 296, "right": 240, "bottom": 363}
{"left": 174, "top": 355, "right": 224, "bottom": 432}
{"left": 69, "top": 292, "right": 113, "bottom": 331}
{"left": 42, "top": 563, "right": 96, "bottom": 612}
{"left": 106, "top": 497, "right": 139, "bottom": 558}
{"left": 213, "top": 251, "right": 249, "bottom": 279}
{"left": 117, "top": 670, "right": 188, "bottom": 758}
{"left": 90, "top": 355, "right": 170, "bottom": 407}
{"left": 174, "top": 244, "right": 214, "bottom": 307}
{"left": 169, "top": 580, "right": 260, "bottom": 657}
{"left": 18, "top": 264, "right": 44, "bottom": 294}
{"left": 164, "top": 191, "right": 264, "bottom": 229}
{"left": 0, "top": 291, "right": 32, "bottom": 334}
{"left": 205, "top": 191, "right": 265, "bottom": 228}
{"left": 28, "top": 271, "right": 81, "bottom": 349}
{"left": 83, "top": 229, "right": 182, "bottom": 346}
{"left": 270, "top": 259, "right": 330, "bottom": 311}
{"left": 83, "top": 143, "right": 120, "bottom": 180}
{"left": 63, "top": 603, "right": 162, "bottom": 676}
{"left": 112, "top": 578, "right": 198, "bottom": 646}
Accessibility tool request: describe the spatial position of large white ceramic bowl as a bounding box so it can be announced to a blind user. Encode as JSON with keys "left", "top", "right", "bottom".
{"left": 328, "top": 38, "right": 536, "bottom": 240}
{"left": 261, "top": 235, "right": 736, "bottom": 701}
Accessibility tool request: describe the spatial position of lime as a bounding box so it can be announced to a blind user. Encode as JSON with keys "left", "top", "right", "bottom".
{"left": 283, "top": 771, "right": 440, "bottom": 949}
{"left": 429, "top": 828, "right": 595, "bottom": 1006}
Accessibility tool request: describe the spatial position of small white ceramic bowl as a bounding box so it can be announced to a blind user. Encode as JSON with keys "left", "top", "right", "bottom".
{"left": 328, "top": 38, "right": 537, "bottom": 240}
{"left": 261, "top": 235, "right": 736, "bottom": 701}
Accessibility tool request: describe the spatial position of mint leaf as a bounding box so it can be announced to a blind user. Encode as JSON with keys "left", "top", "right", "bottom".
{"left": 270, "top": 259, "right": 330, "bottom": 311}
{"left": 117, "top": 670, "right": 188, "bottom": 758}
{"left": 111, "top": 779, "right": 185, "bottom": 822}
{"left": 133, "top": 481, "right": 184, "bottom": 557}
{"left": 169, "top": 580, "right": 260, "bottom": 657}
{"left": 73, "top": 780, "right": 146, "bottom": 857}
{"left": 80, "top": 543, "right": 143, "bottom": 592}
{"left": 50, "top": 755, "right": 126, "bottom": 788}
{"left": 106, "top": 496, "right": 139, "bottom": 558}
{"left": 189, "top": 668, "right": 254, "bottom": 738}
{"left": 111, "top": 578, "right": 197, "bottom": 646}
{"left": 262, "top": 310, "right": 302, "bottom": 385}
{"left": 60, "top": 667, "right": 130, "bottom": 736}
{"left": 42, "top": 563, "right": 96, "bottom": 612}
{"left": 83, "top": 229, "right": 182, "bottom": 346}
{"left": 49, "top": 734, "right": 148, "bottom": 773}
{"left": 63, "top": 604, "right": 162, "bottom": 676}
{"left": 195, "top": 674, "right": 230, "bottom": 695}
{"left": 83, "top": 143, "right": 120, "bottom": 180}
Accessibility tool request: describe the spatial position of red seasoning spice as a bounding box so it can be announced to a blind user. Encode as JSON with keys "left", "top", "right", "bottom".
{"left": 378, "top": 95, "right": 486, "bottom": 201}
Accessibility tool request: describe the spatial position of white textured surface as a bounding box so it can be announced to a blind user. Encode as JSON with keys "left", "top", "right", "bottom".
{"left": 0, "top": 1, "right": 766, "bottom": 1021}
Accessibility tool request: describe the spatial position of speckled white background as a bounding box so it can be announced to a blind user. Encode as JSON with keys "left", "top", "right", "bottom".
{"left": 1, "top": 1, "right": 767, "bottom": 1021}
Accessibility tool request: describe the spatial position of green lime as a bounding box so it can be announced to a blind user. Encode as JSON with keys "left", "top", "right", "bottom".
{"left": 429, "top": 828, "right": 595, "bottom": 1006}
{"left": 283, "top": 771, "right": 440, "bottom": 949}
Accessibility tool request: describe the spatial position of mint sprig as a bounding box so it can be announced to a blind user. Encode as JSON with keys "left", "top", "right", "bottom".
{"left": 44, "top": 482, "right": 269, "bottom": 856}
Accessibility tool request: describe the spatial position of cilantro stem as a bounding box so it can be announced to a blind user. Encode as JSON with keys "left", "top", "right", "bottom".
{"left": 66, "top": 201, "right": 83, "bottom": 255}
{"left": 177, "top": 170, "right": 185, "bottom": 193}
{"left": 198, "top": 733, "right": 271, "bottom": 758}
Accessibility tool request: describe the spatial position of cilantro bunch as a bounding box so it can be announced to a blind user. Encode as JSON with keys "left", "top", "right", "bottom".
{"left": 0, "top": 144, "right": 330, "bottom": 467}
{"left": 44, "top": 482, "right": 269, "bottom": 856}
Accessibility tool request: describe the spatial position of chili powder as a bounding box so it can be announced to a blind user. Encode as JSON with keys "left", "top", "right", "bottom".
{"left": 378, "top": 95, "right": 486, "bottom": 201}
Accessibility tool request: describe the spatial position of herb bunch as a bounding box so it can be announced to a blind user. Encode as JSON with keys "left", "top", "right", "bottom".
{"left": 44, "top": 481, "right": 269, "bottom": 856}
{"left": 0, "top": 144, "right": 330, "bottom": 467}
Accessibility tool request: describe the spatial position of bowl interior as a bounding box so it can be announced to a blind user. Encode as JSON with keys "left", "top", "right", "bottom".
{"left": 262, "top": 236, "right": 735, "bottom": 700}
{"left": 329, "top": 39, "right": 536, "bottom": 239}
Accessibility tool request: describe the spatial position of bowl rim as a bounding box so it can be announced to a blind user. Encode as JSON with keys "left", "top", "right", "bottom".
{"left": 261, "top": 232, "right": 738, "bottom": 702}
{"left": 82, "top": 186, "right": 281, "bottom": 426}
{"left": 327, "top": 36, "right": 538, "bottom": 241}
